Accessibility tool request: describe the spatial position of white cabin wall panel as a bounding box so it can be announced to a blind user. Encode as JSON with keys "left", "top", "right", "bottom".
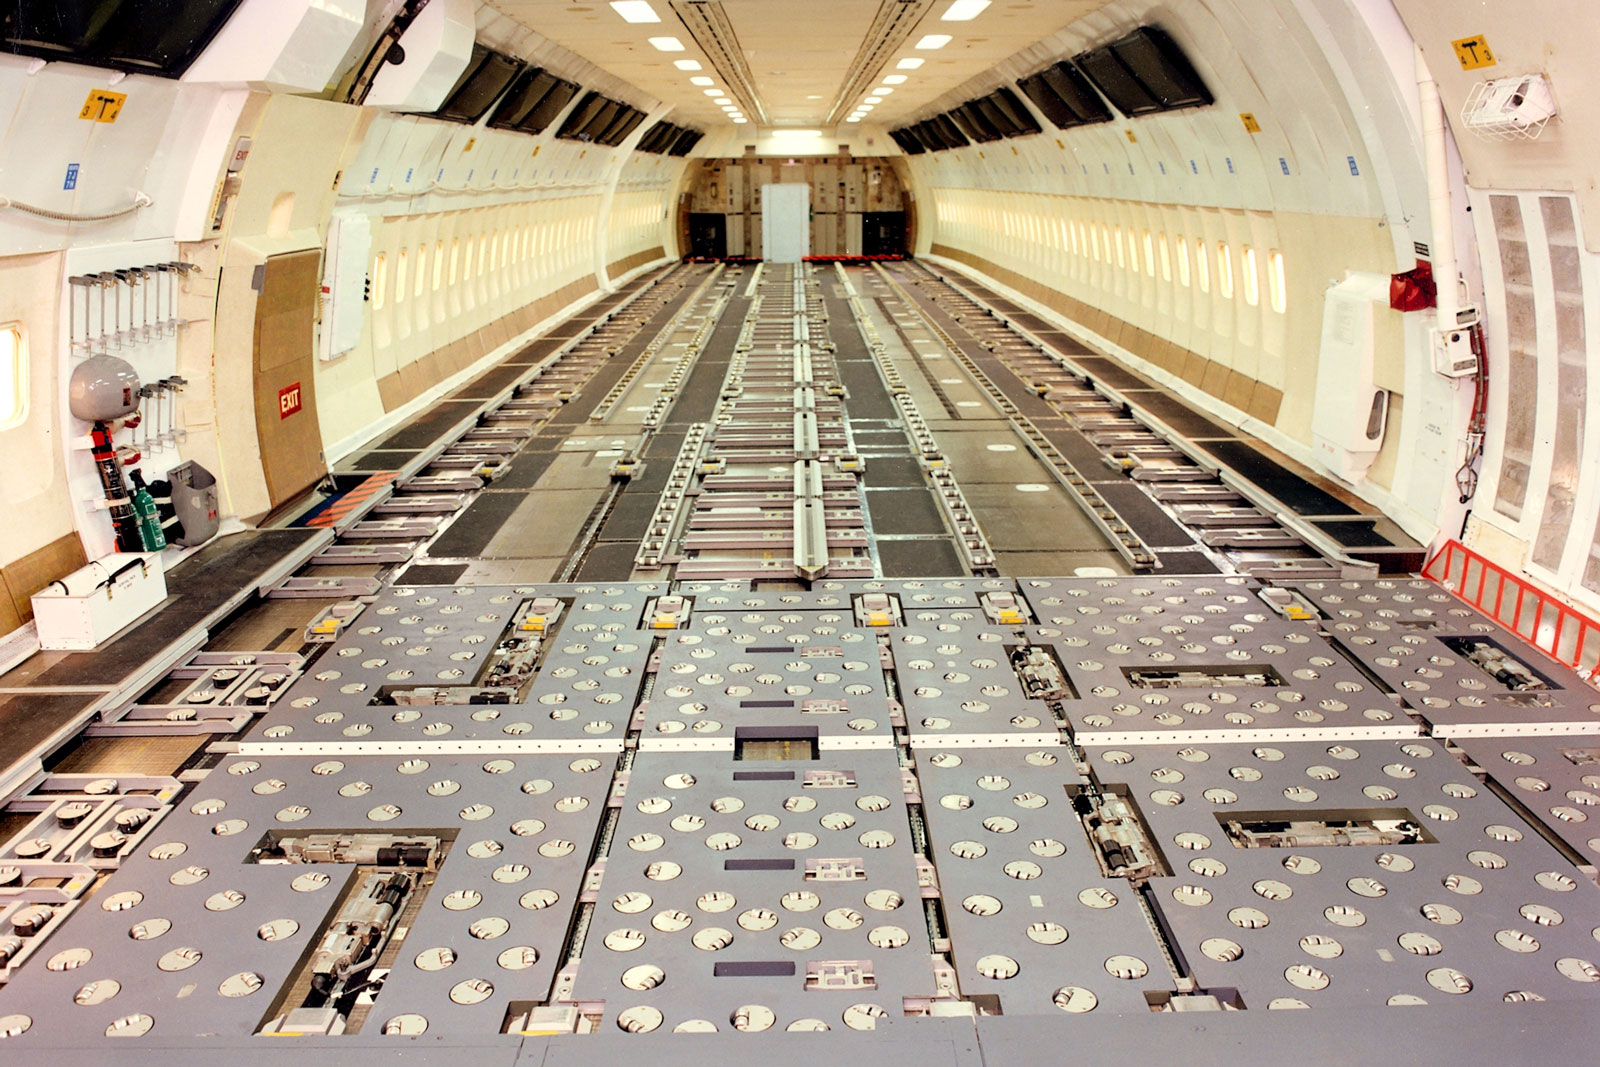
{"left": 183, "top": 0, "right": 365, "bottom": 92}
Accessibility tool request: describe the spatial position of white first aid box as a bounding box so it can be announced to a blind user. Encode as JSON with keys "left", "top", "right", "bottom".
{"left": 31, "top": 553, "right": 168, "bottom": 651}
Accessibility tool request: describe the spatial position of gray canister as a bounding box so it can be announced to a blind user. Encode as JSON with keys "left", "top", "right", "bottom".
{"left": 167, "top": 461, "right": 220, "bottom": 546}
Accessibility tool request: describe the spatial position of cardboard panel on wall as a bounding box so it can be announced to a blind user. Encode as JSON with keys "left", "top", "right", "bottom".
{"left": 252, "top": 249, "right": 326, "bottom": 507}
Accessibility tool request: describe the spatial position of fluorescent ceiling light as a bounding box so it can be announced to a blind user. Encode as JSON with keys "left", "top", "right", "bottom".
{"left": 647, "top": 36, "right": 685, "bottom": 51}
{"left": 703, "top": 89, "right": 723, "bottom": 96}
{"left": 732, "top": 117, "right": 747, "bottom": 124}
{"left": 772, "top": 129, "right": 821, "bottom": 138}
{"left": 689, "top": 75, "right": 714, "bottom": 85}
{"left": 674, "top": 59, "right": 702, "bottom": 70}
{"left": 856, "top": 103, "right": 874, "bottom": 111}
{"left": 896, "top": 58, "right": 924, "bottom": 69}
{"left": 865, "top": 96, "right": 883, "bottom": 104}
{"left": 610, "top": 1, "right": 660, "bottom": 22}
{"left": 875, "top": 87, "right": 893, "bottom": 95}
{"left": 714, "top": 97, "right": 731, "bottom": 104}
{"left": 915, "top": 34, "right": 952, "bottom": 49}
{"left": 940, "top": 0, "right": 990, "bottom": 20}
{"left": 882, "top": 74, "right": 907, "bottom": 84}
{"left": 846, "top": 116, "right": 862, "bottom": 123}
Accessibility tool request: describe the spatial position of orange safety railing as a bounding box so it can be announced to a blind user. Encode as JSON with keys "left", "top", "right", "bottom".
{"left": 1423, "top": 538, "right": 1600, "bottom": 685}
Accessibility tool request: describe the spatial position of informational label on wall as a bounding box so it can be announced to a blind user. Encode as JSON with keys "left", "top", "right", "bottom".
{"left": 79, "top": 89, "right": 126, "bottom": 122}
{"left": 1452, "top": 35, "right": 1496, "bottom": 70}
{"left": 279, "top": 382, "right": 303, "bottom": 419}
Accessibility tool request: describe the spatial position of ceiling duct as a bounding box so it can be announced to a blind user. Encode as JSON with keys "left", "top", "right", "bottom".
{"left": 667, "top": 0, "right": 767, "bottom": 124}
{"left": 822, "top": 0, "right": 931, "bottom": 126}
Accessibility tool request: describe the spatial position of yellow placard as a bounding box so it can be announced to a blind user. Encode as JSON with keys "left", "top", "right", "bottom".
{"left": 1240, "top": 112, "right": 1261, "bottom": 133}
{"left": 1452, "top": 34, "right": 1496, "bottom": 70}
{"left": 79, "top": 89, "right": 126, "bottom": 123}
{"left": 1124, "top": 129, "right": 1138, "bottom": 144}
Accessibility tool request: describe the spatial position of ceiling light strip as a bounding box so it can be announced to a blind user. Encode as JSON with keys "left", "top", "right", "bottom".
{"left": 822, "top": 0, "right": 932, "bottom": 126}
{"left": 668, "top": 0, "right": 768, "bottom": 124}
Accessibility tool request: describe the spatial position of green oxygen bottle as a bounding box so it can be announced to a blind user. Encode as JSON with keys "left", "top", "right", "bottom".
{"left": 127, "top": 469, "right": 167, "bottom": 551}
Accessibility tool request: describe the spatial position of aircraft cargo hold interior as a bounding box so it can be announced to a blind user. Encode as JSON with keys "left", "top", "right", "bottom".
{"left": 0, "top": 1, "right": 1598, "bottom": 1061}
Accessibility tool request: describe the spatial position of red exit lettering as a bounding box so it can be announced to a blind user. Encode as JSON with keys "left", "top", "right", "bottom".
{"left": 278, "top": 382, "right": 302, "bottom": 419}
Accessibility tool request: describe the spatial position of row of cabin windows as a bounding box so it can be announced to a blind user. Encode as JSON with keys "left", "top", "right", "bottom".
{"left": 943, "top": 204, "right": 1289, "bottom": 315}
{"left": 369, "top": 220, "right": 595, "bottom": 312}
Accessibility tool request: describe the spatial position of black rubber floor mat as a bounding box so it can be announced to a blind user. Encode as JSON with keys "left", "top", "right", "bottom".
{"left": 490, "top": 448, "right": 560, "bottom": 490}
{"left": 866, "top": 488, "right": 947, "bottom": 536}
{"left": 401, "top": 563, "right": 467, "bottom": 585}
{"left": 575, "top": 541, "right": 640, "bottom": 582}
{"left": 1314, "top": 520, "right": 1394, "bottom": 547}
{"left": 878, "top": 538, "right": 965, "bottom": 577}
{"left": 1074, "top": 357, "right": 1151, "bottom": 391}
{"left": 597, "top": 493, "right": 659, "bottom": 541}
{"left": 1154, "top": 548, "right": 1222, "bottom": 573}
{"left": 1128, "top": 392, "right": 1235, "bottom": 439}
{"left": 863, "top": 456, "right": 927, "bottom": 489}
{"left": 1094, "top": 482, "right": 1195, "bottom": 548}
{"left": 370, "top": 400, "right": 480, "bottom": 451}
{"left": 449, "top": 361, "right": 531, "bottom": 400}
{"left": 1197, "top": 440, "right": 1357, "bottom": 515}
{"left": 427, "top": 494, "right": 523, "bottom": 558}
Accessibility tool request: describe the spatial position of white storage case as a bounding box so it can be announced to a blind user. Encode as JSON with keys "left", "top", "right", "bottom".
{"left": 31, "top": 553, "right": 167, "bottom": 651}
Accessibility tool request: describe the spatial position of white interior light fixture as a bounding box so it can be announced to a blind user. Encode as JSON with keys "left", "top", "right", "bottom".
{"left": 883, "top": 74, "right": 908, "bottom": 84}
{"left": 674, "top": 59, "right": 702, "bottom": 70}
{"left": 865, "top": 96, "right": 883, "bottom": 104}
{"left": 703, "top": 88, "right": 723, "bottom": 96}
{"left": 771, "top": 129, "right": 822, "bottom": 138}
{"left": 940, "top": 0, "right": 990, "bottom": 20}
{"left": 648, "top": 36, "right": 685, "bottom": 51}
{"left": 857, "top": 103, "right": 874, "bottom": 111}
{"left": 897, "top": 58, "right": 924, "bottom": 69}
{"left": 732, "top": 117, "right": 747, "bottom": 123}
{"left": 915, "top": 34, "right": 952, "bottom": 49}
{"left": 846, "top": 116, "right": 862, "bottom": 123}
{"left": 610, "top": 1, "right": 661, "bottom": 22}
{"left": 689, "top": 76, "right": 714, "bottom": 85}
{"left": 714, "top": 97, "right": 731, "bottom": 104}
{"left": 875, "top": 88, "right": 893, "bottom": 95}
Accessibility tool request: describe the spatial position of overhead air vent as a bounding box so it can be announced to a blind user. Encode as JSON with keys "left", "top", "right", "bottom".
{"left": 432, "top": 43, "right": 524, "bottom": 123}
{"left": 0, "top": 0, "right": 247, "bottom": 77}
{"left": 1024, "top": 61, "right": 1114, "bottom": 128}
{"left": 487, "top": 68, "right": 581, "bottom": 135}
{"left": 888, "top": 128, "right": 925, "bottom": 155}
{"left": 950, "top": 103, "right": 1001, "bottom": 143}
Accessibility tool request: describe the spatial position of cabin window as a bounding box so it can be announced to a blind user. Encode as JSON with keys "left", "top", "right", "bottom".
{"left": 0, "top": 325, "right": 25, "bottom": 430}
{"left": 414, "top": 247, "right": 427, "bottom": 297}
{"left": 1218, "top": 243, "right": 1234, "bottom": 299}
{"left": 449, "top": 240, "right": 461, "bottom": 285}
{"left": 1268, "top": 251, "right": 1287, "bottom": 313}
{"left": 433, "top": 241, "right": 445, "bottom": 290}
{"left": 1242, "top": 246, "right": 1259, "bottom": 306}
{"left": 1196, "top": 241, "right": 1210, "bottom": 293}
{"left": 1177, "top": 236, "right": 1190, "bottom": 287}
{"left": 1113, "top": 227, "right": 1125, "bottom": 269}
{"left": 1143, "top": 231, "right": 1155, "bottom": 277}
{"left": 395, "top": 249, "right": 408, "bottom": 303}
{"left": 371, "top": 254, "right": 387, "bottom": 309}
{"left": 1158, "top": 234, "right": 1172, "bottom": 281}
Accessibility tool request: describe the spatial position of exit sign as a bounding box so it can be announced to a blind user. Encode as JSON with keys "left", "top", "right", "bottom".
{"left": 278, "top": 382, "right": 303, "bottom": 419}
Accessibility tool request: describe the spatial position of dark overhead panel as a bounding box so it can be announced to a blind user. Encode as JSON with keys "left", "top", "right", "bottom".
{"left": 950, "top": 102, "right": 1001, "bottom": 143}
{"left": 488, "top": 68, "right": 581, "bottom": 134}
{"left": 666, "top": 128, "right": 704, "bottom": 157}
{"left": 0, "top": 0, "right": 245, "bottom": 77}
{"left": 553, "top": 92, "right": 648, "bottom": 147}
{"left": 931, "top": 114, "right": 969, "bottom": 150}
{"left": 976, "top": 88, "right": 1041, "bottom": 138}
{"left": 1111, "top": 26, "right": 1213, "bottom": 111}
{"left": 638, "top": 121, "right": 704, "bottom": 155}
{"left": 1075, "top": 25, "right": 1213, "bottom": 117}
{"left": 888, "top": 128, "right": 925, "bottom": 155}
{"left": 595, "top": 104, "right": 646, "bottom": 147}
{"left": 432, "top": 43, "right": 524, "bottom": 123}
{"left": 1033, "top": 61, "right": 1114, "bottom": 126}
{"left": 1074, "top": 44, "right": 1161, "bottom": 116}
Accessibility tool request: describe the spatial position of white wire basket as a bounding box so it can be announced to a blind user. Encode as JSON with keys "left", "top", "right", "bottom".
{"left": 1461, "top": 74, "right": 1557, "bottom": 141}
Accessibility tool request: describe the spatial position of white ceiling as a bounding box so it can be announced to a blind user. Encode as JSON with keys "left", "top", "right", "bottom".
{"left": 486, "top": 1, "right": 1110, "bottom": 129}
